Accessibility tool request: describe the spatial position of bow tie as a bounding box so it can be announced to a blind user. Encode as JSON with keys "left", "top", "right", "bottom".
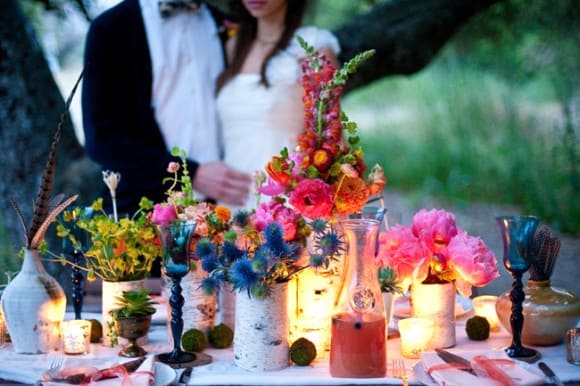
{"left": 158, "top": 0, "right": 204, "bottom": 18}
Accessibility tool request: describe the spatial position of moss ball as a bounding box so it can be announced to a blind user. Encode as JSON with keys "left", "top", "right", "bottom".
{"left": 290, "top": 337, "right": 317, "bottom": 366}
{"left": 208, "top": 323, "right": 234, "bottom": 348}
{"left": 182, "top": 328, "right": 208, "bottom": 352}
{"left": 88, "top": 319, "right": 103, "bottom": 343}
{"left": 465, "top": 315, "right": 491, "bottom": 340}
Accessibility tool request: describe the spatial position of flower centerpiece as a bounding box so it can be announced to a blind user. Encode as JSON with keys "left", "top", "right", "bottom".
{"left": 256, "top": 36, "right": 386, "bottom": 220}
{"left": 376, "top": 208, "right": 499, "bottom": 348}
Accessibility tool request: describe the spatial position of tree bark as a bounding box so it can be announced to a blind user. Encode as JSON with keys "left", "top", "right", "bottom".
{"left": 336, "top": 0, "right": 504, "bottom": 93}
{"left": 0, "top": 0, "right": 97, "bottom": 254}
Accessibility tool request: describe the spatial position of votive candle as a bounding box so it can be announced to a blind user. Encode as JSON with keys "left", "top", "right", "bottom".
{"left": 472, "top": 295, "right": 500, "bottom": 331}
{"left": 398, "top": 317, "right": 434, "bottom": 358}
{"left": 62, "top": 319, "right": 91, "bottom": 355}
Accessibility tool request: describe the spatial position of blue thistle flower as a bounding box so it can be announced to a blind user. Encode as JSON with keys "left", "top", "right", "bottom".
{"left": 317, "top": 231, "right": 343, "bottom": 256}
{"left": 264, "top": 223, "right": 289, "bottom": 257}
{"left": 222, "top": 240, "right": 243, "bottom": 264}
{"left": 232, "top": 210, "right": 250, "bottom": 227}
{"left": 231, "top": 259, "right": 260, "bottom": 293}
{"left": 195, "top": 238, "right": 216, "bottom": 259}
{"left": 309, "top": 253, "right": 326, "bottom": 268}
{"left": 201, "top": 254, "right": 219, "bottom": 273}
{"left": 201, "top": 276, "right": 220, "bottom": 295}
{"left": 310, "top": 219, "right": 328, "bottom": 233}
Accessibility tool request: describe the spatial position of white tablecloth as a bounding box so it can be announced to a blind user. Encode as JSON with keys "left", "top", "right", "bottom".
{"left": 0, "top": 315, "right": 578, "bottom": 385}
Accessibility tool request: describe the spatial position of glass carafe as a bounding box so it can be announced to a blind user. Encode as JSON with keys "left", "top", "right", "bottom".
{"left": 329, "top": 219, "right": 386, "bottom": 378}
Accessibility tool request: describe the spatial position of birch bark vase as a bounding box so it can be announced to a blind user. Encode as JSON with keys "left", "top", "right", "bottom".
{"left": 1, "top": 249, "right": 66, "bottom": 353}
{"left": 162, "top": 268, "right": 216, "bottom": 335}
{"left": 217, "top": 283, "right": 236, "bottom": 330}
{"left": 234, "top": 283, "right": 290, "bottom": 371}
{"left": 411, "top": 281, "right": 456, "bottom": 349}
{"left": 102, "top": 279, "right": 146, "bottom": 347}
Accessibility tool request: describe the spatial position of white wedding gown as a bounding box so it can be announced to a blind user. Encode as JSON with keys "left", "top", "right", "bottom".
{"left": 217, "top": 26, "right": 340, "bottom": 211}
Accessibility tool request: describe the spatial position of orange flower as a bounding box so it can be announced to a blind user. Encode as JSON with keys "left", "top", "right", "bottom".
{"left": 215, "top": 205, "right": 231, "bottom": 222}
{"left": 312, "top": 149, "right": 333, "bottom": 172}
{"left": 334, "top": 176, "right": 370, "bottom": 215}
{"left": 264, "top": 156, "right": 291, "bottom": 185}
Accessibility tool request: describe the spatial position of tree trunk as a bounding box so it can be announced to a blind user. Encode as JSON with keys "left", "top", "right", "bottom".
{"left": 336, "top": 0, "right": 504, "bottom": 93}
{"left": 0, "top": 0, "right": 97, "bottom": 255}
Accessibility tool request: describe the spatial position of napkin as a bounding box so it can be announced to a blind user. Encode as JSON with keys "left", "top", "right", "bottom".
{"left": 420, "top": 350, "right": 544, "bottom": 386}
{"left": 42, "top": 355, "right": 155, "bottom": 385}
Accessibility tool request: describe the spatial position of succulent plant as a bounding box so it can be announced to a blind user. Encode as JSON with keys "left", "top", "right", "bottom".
{"left": 110, "top": 289, "right": 158, "bottom": 319}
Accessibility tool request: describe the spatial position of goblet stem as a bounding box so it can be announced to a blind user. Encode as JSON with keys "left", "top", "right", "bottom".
{"left": 168, "top": 276, "right": 185, "bottom": 360}
{"left": 70, "top": 250, "right": 84, "bottom": 320}
{"left": 507, "top": 270, "right": 525, "bottom": 355}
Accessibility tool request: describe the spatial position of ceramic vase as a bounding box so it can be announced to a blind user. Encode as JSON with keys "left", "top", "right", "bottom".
{"left": 496, "top": 279, "right": 580, "bottom": 346}
{"left": 161, "top": 268, "right": 216, "bottom": 337}
{"left": 234, "top": 283, "right": 289, "bottom": 371}
{"left": 411, "top": 280, "right": 456, "bottom": 349}
{"left": 1, "top": 249, "right": 66, "bottom": 353}
{"left": 102, "top": 279, "right": 146, "bottom": 347}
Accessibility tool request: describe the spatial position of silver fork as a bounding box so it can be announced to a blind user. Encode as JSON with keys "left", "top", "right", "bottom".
{"left": 35, "top": 356, "right": 64, "bottom": 385}
{"left": 392, "top": 358, "right": 409, "bottom": 386}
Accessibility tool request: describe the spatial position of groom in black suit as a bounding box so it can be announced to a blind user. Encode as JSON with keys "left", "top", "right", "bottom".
{"left": 82, "top": 0, "right": 251, "bottom": 214}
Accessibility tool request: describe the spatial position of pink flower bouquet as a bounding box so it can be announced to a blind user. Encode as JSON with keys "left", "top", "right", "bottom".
{"left": 376, "top": 208, "right": 499, "bottom": 297}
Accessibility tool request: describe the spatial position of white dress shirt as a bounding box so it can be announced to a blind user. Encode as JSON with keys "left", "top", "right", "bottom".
{"left": 139, "top": 0, "right": 224, "bottom": 165}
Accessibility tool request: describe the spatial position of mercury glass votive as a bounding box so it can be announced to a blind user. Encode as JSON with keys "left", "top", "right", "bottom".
{"left": 62, "top": 319, "right": 91, "bottom": 355}
{"left": 472, "top": 295, "right": 500, "bottom": 331}
{"left": 566, "top": 328, "right": 580, "bottom": 365}
{"left": 398, "top": 318, "right": 434, "bottom": 358}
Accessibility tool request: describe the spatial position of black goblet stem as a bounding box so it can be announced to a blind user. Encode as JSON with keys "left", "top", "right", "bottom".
{"left": 507, "top": 269, "right": 525, "bottom": 356}
{"left": 168, "top": 275, "right": 185, "bottom": 360}
{"left": 70, "top": 250, "right": 84, "bottom": 320}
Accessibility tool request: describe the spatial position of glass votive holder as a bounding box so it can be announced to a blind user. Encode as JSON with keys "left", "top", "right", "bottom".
{"left": 61, "top": 319, "right": 91, "bottom": 355}
{"left": 566, "top": 327, "right": 580, "bottom": 365}
{"left": 398, "top": 317, "right": 434, "bottom": 358}
{"left": 472, "top": 295, "right": 500, "bottom": 331}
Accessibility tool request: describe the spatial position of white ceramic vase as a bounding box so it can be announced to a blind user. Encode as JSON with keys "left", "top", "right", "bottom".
{"left": 234, "top": 283, "right": 289, "bottom": 371}
{"left": 102, "top": 279, "right": 146, "bottom": 347}
{"left": 411, "top": 280, "right": 456, "bottom": 349}
{"left": 1, "top": 249, "right": 66, "bottom": 353}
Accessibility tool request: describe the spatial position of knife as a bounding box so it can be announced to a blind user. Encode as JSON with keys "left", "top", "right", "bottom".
{"left": 538, "top": 362, "right": 564, "bottom": 386}
{"left": 435, "top": 348, "right": 477, "bottom": 375}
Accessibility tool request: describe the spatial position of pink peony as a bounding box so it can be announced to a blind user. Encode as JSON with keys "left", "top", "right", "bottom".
{"left": 447, "top": 230, "right": 499, "bottom": 297}
{"left": 251, "top": 201, "right": 301, "bottom": 241}
{"left": 289, "top": 178, "right": 334, "bottom": 219}
{"left": 412, "top": 208, "right": 458, "bottom": 254}
{"left": 151, "top": 203, "right": 177, "bottom": 226}
{"left": 376, "top": 225, "right": 429, "bottom": 292}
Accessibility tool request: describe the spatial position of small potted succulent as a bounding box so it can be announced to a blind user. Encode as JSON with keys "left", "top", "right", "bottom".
{"left": 109, "top": 289, "right": 157, "bottom": 357}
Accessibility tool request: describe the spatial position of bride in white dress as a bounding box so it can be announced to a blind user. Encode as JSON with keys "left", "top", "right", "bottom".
{"left": 216, "top": 0, "right": 340, "bottom": 212}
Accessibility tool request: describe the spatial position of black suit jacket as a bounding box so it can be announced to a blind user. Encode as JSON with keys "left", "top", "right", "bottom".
{"left": 82, "top": 0, "right": 227, "bottom": 213}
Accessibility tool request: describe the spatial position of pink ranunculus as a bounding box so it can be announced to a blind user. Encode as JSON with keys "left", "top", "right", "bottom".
{"left": 151, "top": 203, "right": 177, "bottom": 226}
{"left": 289, "top": 178, "right": 334, "bottom": 219}
{"left": 376, "top": 225, "right": 429, "bottom": 292}
{"left": 447, "top": 230, "right": 499, "bottom": 297}
{"left": 251, "top": 201, "right": 301, "bottom": 241}
{"left": 412, "top": 208, "right": 458, "bottom": 254}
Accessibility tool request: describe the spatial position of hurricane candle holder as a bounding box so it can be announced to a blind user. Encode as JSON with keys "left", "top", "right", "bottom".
{"left": 62, "top": 319, "right": 91, "bottom": 355}
{"left": 496, "top": 215, "right": 540, "bottom": 361}
{"left": 472, "top": 295, "right": 500, "bottom": 331}
{"left": 398, "top": 318, "right": 434, "bottom": 358}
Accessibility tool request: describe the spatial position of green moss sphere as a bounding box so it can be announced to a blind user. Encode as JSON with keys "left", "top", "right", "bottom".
{"left": 208, "top": 323, "right": 234, "bottom": 348}
{"left": 182, "top": 328, "right": 208, "bottom": 352}
{"left": 88, "top": 319, "right": 103, "bottom": 343}
{"left": 465, "top": 315, "right": 491, "bottom": 340}
{"left": 290, "top": 337, "right": 317, "bottom": 366}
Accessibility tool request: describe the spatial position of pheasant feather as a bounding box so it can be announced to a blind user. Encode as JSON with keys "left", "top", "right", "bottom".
{"left": 12, "top": 70, "right": 83, "bottom": 249}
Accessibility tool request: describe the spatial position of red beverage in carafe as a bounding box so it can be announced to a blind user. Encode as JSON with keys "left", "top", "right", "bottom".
{"left": 329, "top": 311, "right": 386, "bottom": 377}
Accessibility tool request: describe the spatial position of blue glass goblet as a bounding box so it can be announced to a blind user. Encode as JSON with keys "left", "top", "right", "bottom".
{"left": 496, "top": 215, "right": 540, "bottom": 361}
{"left": 155, "top": 220, "right": 197, "bottom": 367}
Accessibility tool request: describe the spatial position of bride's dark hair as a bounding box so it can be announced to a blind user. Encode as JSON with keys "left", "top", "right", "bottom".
{"left": 216, "top": 0, "right": 307, "bottom": 92}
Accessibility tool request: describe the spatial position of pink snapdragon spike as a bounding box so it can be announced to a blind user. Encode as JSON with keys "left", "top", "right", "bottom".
{"left": 151, "top": 203, "right": 178, "bottom": 226}
{"left": 376, "top": 225, "right": 428, "bottom": 292}
{"left": 251, "top": 201, "right": 302, "bottom": 242}
{"left": 289, "top": 178, "right": 334, "bottom": 220}
{"left": 448, "top": 230, "right": 499, "bottom": 297}
{"left": 412, "top": 208, "right": 458, "bottom": 254}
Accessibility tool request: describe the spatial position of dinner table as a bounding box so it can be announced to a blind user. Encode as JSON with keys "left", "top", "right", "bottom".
{"left": 0, "top": 298, "right": 578, "bottom": 386}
